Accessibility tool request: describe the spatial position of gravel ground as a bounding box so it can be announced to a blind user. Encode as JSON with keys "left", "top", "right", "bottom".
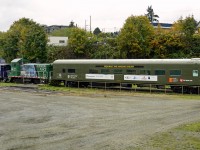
{"left": 0, "top": 87, "right": 200, "bottom": 150}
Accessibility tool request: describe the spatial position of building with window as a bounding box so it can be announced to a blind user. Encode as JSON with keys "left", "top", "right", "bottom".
{"left": 48, "top": 36, "right": 68, "bottom": 46}
{"left": 197, "top": 23, "right": 200, "bottom": 33}
{"left": 42, "top": 25, "right": 68, "bottom": 33}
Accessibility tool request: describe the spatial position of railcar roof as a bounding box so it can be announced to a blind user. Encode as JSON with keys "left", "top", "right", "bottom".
{"left": 53, "top": 59, "right": 200, "bottom": 65}
{"left": 0, "top": 64, "right": 10, "bottom": 66}
{"left": 11, "top": 58, "right": 22, "bottom": 62}
{"left": 23, "top": 63, "right": 51, "bottom": 65}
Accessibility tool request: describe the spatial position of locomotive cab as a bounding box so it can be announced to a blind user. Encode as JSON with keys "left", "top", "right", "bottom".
{"left": 0, "top": 64, "right": 11, "bottom": 81}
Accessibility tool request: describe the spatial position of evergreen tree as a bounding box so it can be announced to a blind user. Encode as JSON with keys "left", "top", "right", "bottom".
{"left": 145, "top": 6, "right": 159, "bottom": 23}
{"left": 93, "top": 27, "right": 101, "bottom": 35}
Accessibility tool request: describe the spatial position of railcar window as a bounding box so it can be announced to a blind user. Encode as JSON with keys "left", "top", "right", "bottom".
{"left": 59, "top": 40, "right": 65, "bottom": 43}
{"left": 193, "top": 70, "right": 198, "bottom": 77}
{"left": 170, "top": 70, "right": 181, "bottom": 76}
{"left": 140, "top": 70, "right": 150, "bottom": 75}
{"left": 96, "top": 65, "right": 104, "bottom": 68}
{"left": 126, "top": 69, "right": 136, "bottom": 74}
{"left": 62, "top": 69, "right": 66, "bottom": 73}
{"left": 89, "top": 69, "right": 98, "bottom": 74}
{"left": 134, "top": 66, "right": 144, "bottom": 68}
{"left": 113, "top": 69, "right": 122, "bottom": 74}
{"left": 101, "top": 69, "right": 110, "bottom": 74}
{"left": 68, "top": 69, "right": 75, "bottom": 73}
{"left": 155, "top": 70, "right": 165, "bottom": 75}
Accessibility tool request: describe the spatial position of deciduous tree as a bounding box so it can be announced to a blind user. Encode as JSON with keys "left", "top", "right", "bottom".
{"left": 150, "top": 28, "right": 184, "bottom": 58}
{"left": 68, "top": 27, "right": 95, "bottom": 58}
{"left": 117, "top": 15, "right": 154, "bottom": 58}
{"left": 3, "top": 18, "right": 48, "bottom": 62}
{"left": 173, "top": 16, "right": 198, "bottom": 57}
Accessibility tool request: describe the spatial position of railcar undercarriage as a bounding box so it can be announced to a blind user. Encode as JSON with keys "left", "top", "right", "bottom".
{"left": 52, "top": 80, "right": 200, "bottom": 94}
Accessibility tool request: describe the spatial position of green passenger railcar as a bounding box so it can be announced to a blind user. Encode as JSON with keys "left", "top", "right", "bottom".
{"left": 52, "top": 59, "right": 200, "bottom": 93}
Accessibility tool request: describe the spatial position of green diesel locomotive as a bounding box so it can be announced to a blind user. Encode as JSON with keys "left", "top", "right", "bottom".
{"left": 9, "top": 58, "right": 52, "bottom": 84}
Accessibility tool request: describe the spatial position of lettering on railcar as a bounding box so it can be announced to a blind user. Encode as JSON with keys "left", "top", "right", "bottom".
{"left": 103, "top": 65, "right": 134, "bottom": 68}
{"left": 68, "top": 75, "right": 78, "bottom": 79}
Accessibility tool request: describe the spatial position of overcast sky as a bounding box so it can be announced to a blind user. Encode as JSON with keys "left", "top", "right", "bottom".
{"left": 0, "top": 0, "right": 199, "bottom": 32}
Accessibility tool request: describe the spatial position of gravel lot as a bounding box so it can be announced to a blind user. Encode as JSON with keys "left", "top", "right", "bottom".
{"left": 0, "top": 88, "right": 200, "bottom": 150}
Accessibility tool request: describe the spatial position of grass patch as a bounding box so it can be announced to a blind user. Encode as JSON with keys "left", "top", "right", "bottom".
{"left": 168, "top": 94, "right": 200, "bottom": 100}
{"left": 38, "top": 84, "right": 70, "bottom": 92}
{"left": 0, "top": 82, "right": 17, "bottom": 87}
{"left": 135, "top": 121, "right": 200, "bottom": 150}
{"left": 39, "top": 84, "right": 96, "bottom": 92}
{"left": 177, "top": 121, "right": 200, "bottom": 132}
{"left": 174, "top": 93, "right": 200, "bottom": 99}
{"left": 0, "top": 83, "right": 200, "bottom": 99}
{"left": 39, "top": 84, "right": 200, "bottom": 99}
{"left": 38, "top": 84, "right": 104, "bottom": 95}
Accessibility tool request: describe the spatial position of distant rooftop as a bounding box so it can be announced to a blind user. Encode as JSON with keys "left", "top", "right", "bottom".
{"left": 41, "top": 25, "right": 68, "bottom": 33}
{"left": 152, "top": 23, "right": 173, "bottom": 29}
{"left": 197, "top": 23, "right": 200, "bottom": 28}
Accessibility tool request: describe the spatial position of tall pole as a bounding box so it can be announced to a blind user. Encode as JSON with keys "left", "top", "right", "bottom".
{"left": 90, "top": 16, "right": 91, "bottom": 33}
{"left": 85, "top": 20, "right": 87, "bottom": 31}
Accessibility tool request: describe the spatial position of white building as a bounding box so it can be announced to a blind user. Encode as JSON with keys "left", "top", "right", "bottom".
{"left": 48, "top": 36, "right": 68, "bottom": 46}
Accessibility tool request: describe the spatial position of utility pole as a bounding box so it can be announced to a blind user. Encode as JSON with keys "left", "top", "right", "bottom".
{"left": 90, "top": 16, "right": 91, "bottom": 33}
{"left": 85, "top": 16, "right": 92, "bottom": 32}
{"left": 85, "top": 20, "right": 87, "bottom": 31}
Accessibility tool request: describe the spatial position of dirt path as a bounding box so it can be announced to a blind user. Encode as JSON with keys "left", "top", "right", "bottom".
{"left": 0, "top": 89, "right": 200, "bottom": 150}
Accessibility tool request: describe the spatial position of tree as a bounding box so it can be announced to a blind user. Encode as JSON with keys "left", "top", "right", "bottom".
{"left": 173, "top": 16, "right": 198, "bottom": 56}
{"left": 1, "top": 31, "right": 19, "bottom": 62}
{"left": 117, "top": 15, "right": 154, "bottom": 58}
{"left": 191, "top": 34, "right": 200, "bottom": 57}
{"left": 145, "top": 5, "right": 159, "bottom": 23}
{"left": 93, "top": 27, "right": 101, "bottom": 35}
{"left": 68, "top": 27, "right": 95, "bottom": 58}
{"left": 90, "top": 36, "right": 119, "bottom": 59}
{"left": 46, "top": 45, "right": 74, "bottom": 62}
{"left": 181, "top": 16, "right": 197, "bottom": 38}
{"left": 0, "top": 32, "right": 6, "bottom": 58}
{"left": 3, "top": 18, "right": 48, "bottom": 62}
{"left": 69, "top": 21, "right": 76, "bottom": 28}
{"left": 150, "top": 29, "right": 184, "bottom": 58}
